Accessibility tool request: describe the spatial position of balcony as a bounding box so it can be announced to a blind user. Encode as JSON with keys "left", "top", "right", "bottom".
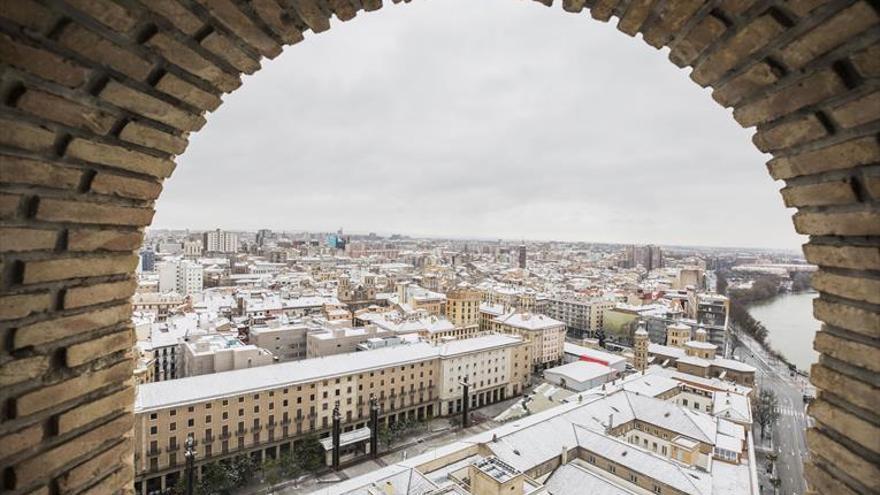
{"left": 165, "top": 445, "right": 178, "bottom": 453}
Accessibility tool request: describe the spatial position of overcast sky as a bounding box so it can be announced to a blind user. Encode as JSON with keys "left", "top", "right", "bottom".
{"left": 153, "top": 0, "right": 804, "bottom": 250}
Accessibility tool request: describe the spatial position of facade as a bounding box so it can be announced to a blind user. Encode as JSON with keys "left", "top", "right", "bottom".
{"left": 158, "top": 261, "right": 203, "bottom": 296}
{"left": 517, "top": 244, "right": 526, "bottom": 269}
{"left": 306, "top": 325, "right": 394, "bottom": 358}
{"left": 491, "top": 312, "right": 565, "bottom": 371}
{"left": 545, "top": 297, "right": 615, "bottom": 338}
{"left": 248, "top": 323, "right": 310, "bottom": 362}
{"left": 183, "top": 239, "right": 203, "bottom": 258}
{"left": 203, "top": 229, "right": 239, "bottom": 254}
{"left": 132, "top": 292, "right": 185, "bottom": 322}
{"left": 180, "top": 335, "right": 275, "bottom": 377}
{"left": 437, "top": 334, "right": 530, "bottom": 415}
{"left": 133, "top": 337, "right": 530, "bottom": 493}
{"left": 141, "top": 248, "right": 156, "bottom": 272}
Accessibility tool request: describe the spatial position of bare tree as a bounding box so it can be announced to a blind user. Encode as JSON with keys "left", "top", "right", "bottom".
{"left": 753, "top": 388, "right": 780, "bottom": 439}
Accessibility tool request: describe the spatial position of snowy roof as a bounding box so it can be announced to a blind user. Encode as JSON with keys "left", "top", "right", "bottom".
{"left": 621, "top": 374, "right": 681, "bottom": 398}
{"left": 543, "top": 461, "right": 638, "bottom": 495}
{"left": 136, "top": 343, "right": 440, "bottom": 411}
{"left": 564, "top": 343, "right": 627, "bottom": 367}
{"left": 493, "top": 312, "right": 563, "bottom": 331}
{"left": 677, "top": 356, "right": 711, "bottom": 368}
{"left": 711, "top": 357, "right": 756, "bottom": 373}
{"left": 437, "top": 334, "right": 522, "bottom": 358}
{"left": 685, "top": 340, "right": 717, "bottom": 350}
{"left": 545, "top": 361, "right": 613, "bottom": 384}
{"left": 648, "top": 343, "right": 686, "bottom": 359}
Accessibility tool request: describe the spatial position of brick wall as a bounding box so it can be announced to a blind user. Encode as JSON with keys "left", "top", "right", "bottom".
{"left": 0, "top": 0, "right": 877, "bottom": 494}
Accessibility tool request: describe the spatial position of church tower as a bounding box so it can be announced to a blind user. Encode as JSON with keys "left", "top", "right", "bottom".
{"left": 634, "top": 321, "right": 649, "bottom": 373}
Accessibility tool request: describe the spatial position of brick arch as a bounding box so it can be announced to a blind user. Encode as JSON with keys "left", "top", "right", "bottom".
{"left": 0, "top": 0, "right": 877, "bottom": 493}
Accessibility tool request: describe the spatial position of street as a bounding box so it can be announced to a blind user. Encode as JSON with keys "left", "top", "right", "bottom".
{"left": 734, "top": 333, "right": 809, "bottom": 495}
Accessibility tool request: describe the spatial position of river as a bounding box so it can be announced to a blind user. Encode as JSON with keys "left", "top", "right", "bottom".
{"left": 747, "top": 291, "right": 821, "bottom": 371}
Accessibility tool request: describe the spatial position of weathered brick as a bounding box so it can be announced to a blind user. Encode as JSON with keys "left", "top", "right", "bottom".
{"left": 617, "top": 0, "right": 654, "bottom": 36}
{"left": 691, "top": 15, "right": 785, "bottom": 86}
{"left": 119, "top": 121, "right": 188, "bottom": 155}
{"left": 289, "top": 0, "right": 332, "bottom": 33}
{"left": 201, "top": 31, "right": 260, "bottom": 74}
{"left": 642, "top": 0, "right": 702, "bottom": 48}
{"left": 718, "top": 0, "right": 756, "bottom": 16}
{"left": 0, "top": 355, "right": 50, "bottom": 386}
{"left": 850, "top": 43, "right": 880, "bottom": 78}
{"left": 807, "top": 428, "right": 880, "bottom": 490}
{"left": 734, "top": 69, "right": 846, "bottom": 127}
{"left": 90, "top": 173, "right": 163, "bottom": 200}
{"left": 142, "top": 0, "right": 203, "bottom": 35}
{"left": 15, "top": 359, "right": 133, "bottom": 416}
{"left": 865, "top": 174, "right": 880, "bottom": 200}
{"left": 65, "top": 0, "right": 137, "bottom": 32}
{"left": 0, "top": 292, "right": 52, "bottom": 321}
{"left": 0, "top": 155, "right": 82, "bottom": 190}
{"left": 328, "top": 0, "right": 358, "bottom": 21}
{"left": 80, "top": 463, "right": 134, "bottom": 495}
{"left": 782, "top": 0, "right": 826, "bottom": 18}
{"left": 0, "top": 116, "right": 56, "bottom": 152}
{"left": 670, "top": 16, "right": 726, "bottom": 67}
{"left": 831, "top": 90, "right": 880, "bottom": 129}
{"left": 590, "top": 0, "right": 619, "bottom": 21}
{"left": 58, "top": 24, "right": 153, "bottom": 81}
{"left": 810, "top": 399, "right": 880, "bottom": 456}
{"left": 145, "top": 32, "right": 241, "bottom": 92}
{"left": 56, "top": 385, "right": 134, "bottom": 432}
{"left": 804, "top": 463, "right": 860, "bottom": 495}
{"left": 780, "top": 179, "right": 857, "bottom": 207}
{"left": 0, "top": 0, "right": 55, "bottom": 33}
{"left": 13, "top": 414, "right": 132, "bottom": 485}
{"left": 57, "top": 438, "right": 131, "bottom": 494}
{"left": 154, "top": 73, "right": 222, "bottom": 112}
{"left": 252, "top": 0, "right": 305, "bottom": 44}
{"left": 36, "top": 197, "right": 155, "bottom": 226}
{"left": 66, "top": 137, "right": 174, "bottom": 178}
{"left": 814, "top": 330, "right": 879, "bottom": 373}
{"left": 0, "top": 227, "right": 58, "bottom": 252}
{"left": 99, "top": 80, "right": 205, "bottom": 132}
{"left": 14, "top": 303, "right": 132, "bottom": 348}
{"left": 22, "top": 254, "right": 139, "bottom": 284}
{"left": 193, "top": 0, "right": 282, "bottom": 57}
{"left": 67, "top": 228, "right": 143, "bottom": 252}
{"left": 753, "top": 114, "right": 827, "bottom": 152}
{"left": 712, "top": 62, "right": 779, "bottom": 107}
{"left": 814, "top": 298, "right": 880, "bottom": 339}
{"left": 0, "top": 422, "right": 44, "bottom": 461}
{"left": 64, "top": 278, "right": 137, "bottom": 309}
{"left": 0, "top": 33, "right": 89, "bottom": 87}
{"left": 0, "top": 193, "right": 23, "bottom": 219}
{"left": 562, "top": 0, "right": 586, "bottom": 13}
{"left": 16, "top": 88, "right": 116, "bottom": 135}
{"left": 361, "top": 0, "right": 382, "bottom": 12}
{"left": 812, "top": 270, "right": 880, "bottom": 305}
{"left": 794, "top": 209, "right": 880, "bottom": 236}
{"left": 65, "top": 326, "right": 133, "bottom": 367}
{"left": 767, "top": 136, "right": 879, "bottom": 180}
{"left": 811, "top": 363, "right": 878, "bottom": 412}
{"left": 780, "top": 2, "right": 878, "bottom": 69}
{"left": 804, "top": 244, "right": 880, "bottom": 271}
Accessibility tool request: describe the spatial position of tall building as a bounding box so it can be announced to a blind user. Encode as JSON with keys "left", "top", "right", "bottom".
{"left": 445, "top": 287, "right": 482, "bottom": 328}
{"left": 158, "top": 261, "right": 203, "bottom": 295}
{"left": 203, "top": 229, "right": 239, "bottom": 254}
{"left": 517, "top": 244, "right": 526, "bottom": 269}
{"left": 624, "top": 244, "right": 664, "bottom": 271}
{"left": 140, "top": 248, "right": 155, "bottom": 272}
{"left": 183, "top": 239, "right": 203, "bottom": 259}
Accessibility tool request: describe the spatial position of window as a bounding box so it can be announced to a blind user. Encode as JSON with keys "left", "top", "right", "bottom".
{"left": 150, "top": 426, "right": 157, "bottom": 435}
{"left": 149, "top": 413, "right": 157, "bottom": 420}
{"left": 170, "top": 422, "right": 176, "bottom": 431}
{"left": 187, "top": 419, "right": 194, "bottom": 427}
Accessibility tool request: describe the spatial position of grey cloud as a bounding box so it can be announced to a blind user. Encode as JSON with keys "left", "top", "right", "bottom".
{"left": 154, "top": 0, "right": 803, "bottom": 249}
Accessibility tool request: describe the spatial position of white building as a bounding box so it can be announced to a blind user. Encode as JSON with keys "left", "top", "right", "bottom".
{"left": 491, "top": 312, "right": 566, "bottom": 371}
{"left": 180, "top": 334, "right": 275, "bottom": 377}
{"left": 203, "top": 229, "right": 239, "bottom": 254}
{"left": 543, "top": 360, "right": 615, "bottom": 392}
{"left": 158, "top": 260, "right": 203, "bottom": 295}
{"left": 562, "top": 342, "right": 628, "bottom": 373}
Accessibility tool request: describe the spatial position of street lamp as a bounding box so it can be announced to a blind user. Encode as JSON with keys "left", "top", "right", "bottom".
{"left": 184, "top": 434, "right": 195, "bottom": 495}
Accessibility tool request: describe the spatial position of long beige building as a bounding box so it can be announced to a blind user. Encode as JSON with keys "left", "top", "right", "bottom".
{"left": 133, "top": 334, "right": 528, "bottom": 494}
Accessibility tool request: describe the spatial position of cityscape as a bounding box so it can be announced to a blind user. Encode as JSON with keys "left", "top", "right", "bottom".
{"left": 0, "top": 2, "right": 875, "bottom": 495}
{"left": 131, "top": 228, "right": 816, "bottom": 495}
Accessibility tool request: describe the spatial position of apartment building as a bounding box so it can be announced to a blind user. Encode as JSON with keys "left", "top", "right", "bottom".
{"left": 438, "top": 334, "right": 530, "bottom": 416}
{"left": 545, "top": 296, "right": 615, "bottom": 338}
{"left": 491, "top": 312, "right": 565, "bottom": 371}
{"left": 306, "top": 324, "right": 394, "bottom": 358}
{"left": 445, "top": 287, "right": 481, "bottom": 328}
{"left": 133, "top": 335, "right": 528, "bottom": 494}
{"left": 203, "top": 229, "right": 239, "bottom": 254}
{"left": 248, "top": 322, "right": 309, "bottom": 362}
{"left": 180, "top": 335, "right": 275, "bottom": 377}
{"left": 158, "top": 260, "right": 203, "bottom": 296}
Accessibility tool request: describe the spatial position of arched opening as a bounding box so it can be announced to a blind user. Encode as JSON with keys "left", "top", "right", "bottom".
{"left": 0, "top": 1, "right": 877, "bottom": 494}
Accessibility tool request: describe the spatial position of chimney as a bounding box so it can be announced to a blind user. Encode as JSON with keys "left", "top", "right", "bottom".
{"left": 560, "top": 445, "right": 568, "bottom": 465}
{"left": 607, "top": 413, "right": 614, "bottom": 434}
{"left": 382, "top": 480, "right": 395, "bottom": 495}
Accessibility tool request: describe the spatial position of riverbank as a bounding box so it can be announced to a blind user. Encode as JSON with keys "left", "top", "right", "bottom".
{"left": 746, "top": 291, "right": 820, "bottom": 372}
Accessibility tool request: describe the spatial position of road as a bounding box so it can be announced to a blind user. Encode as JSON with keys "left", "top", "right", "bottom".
{"left": 734, "top": 332, "right": 809, "bottom": 495}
